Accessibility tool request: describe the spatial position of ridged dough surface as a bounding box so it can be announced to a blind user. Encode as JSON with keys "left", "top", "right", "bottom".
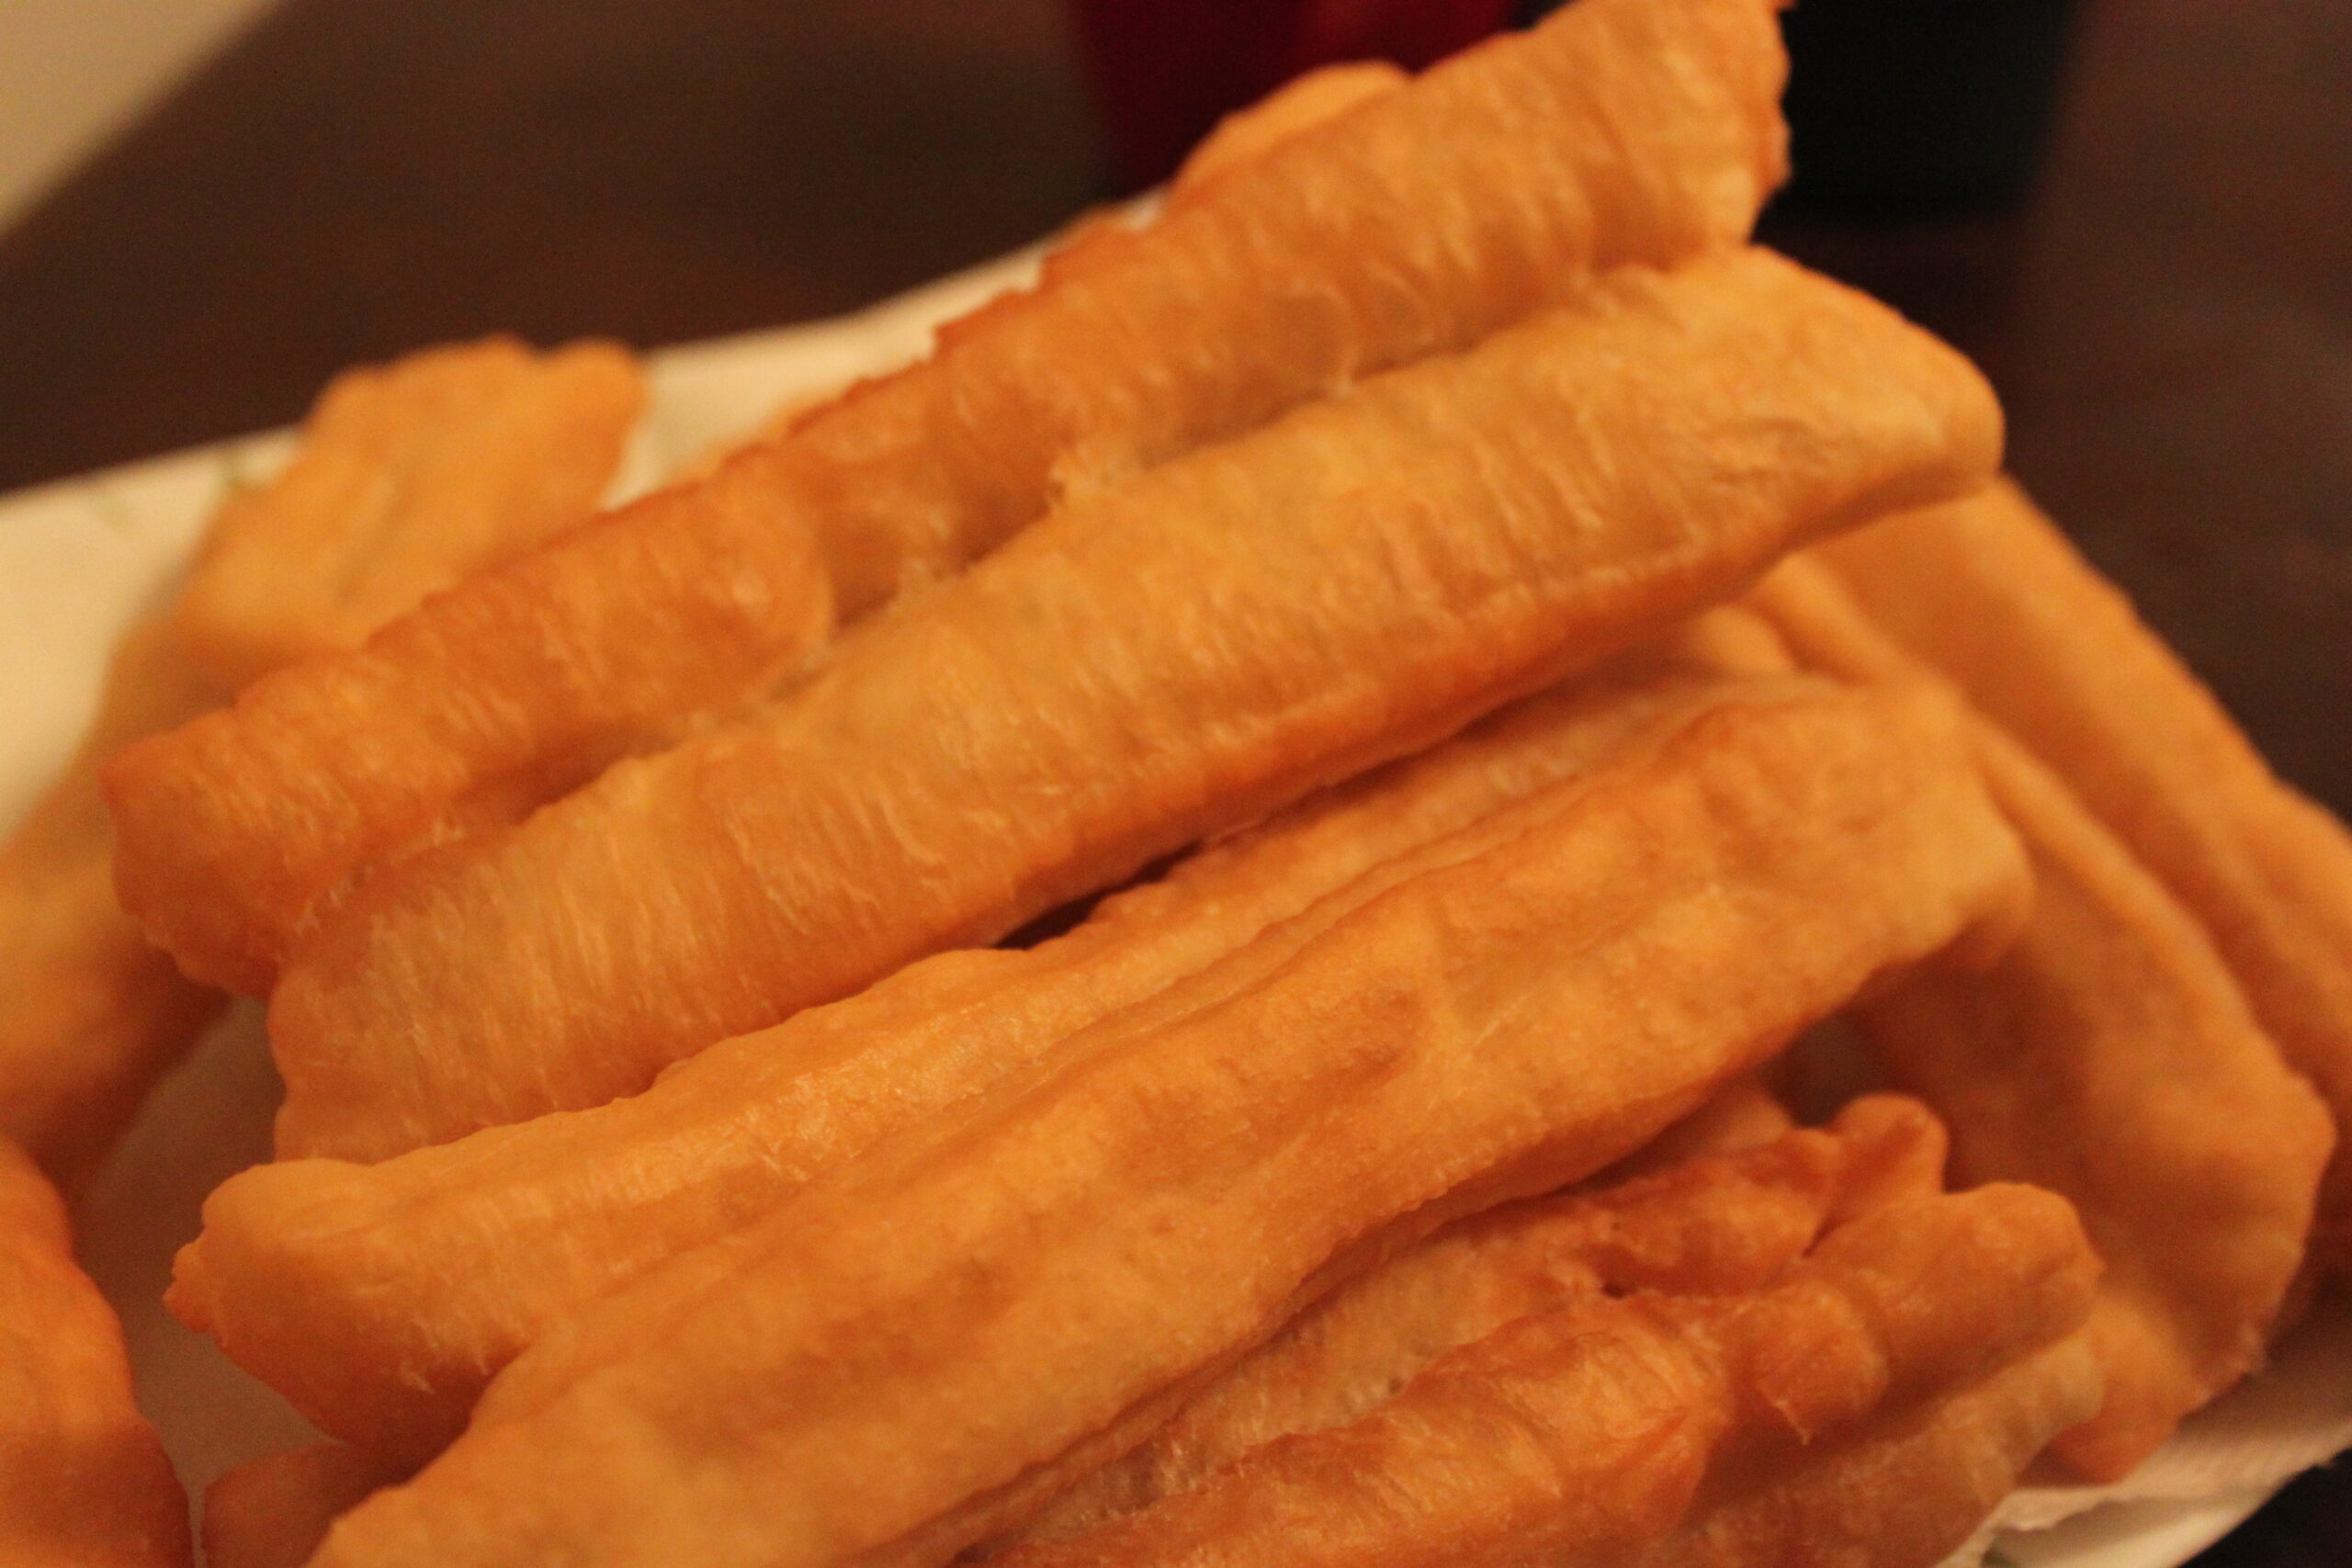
{"left": 305, "top": 680, "right": 2027, "bottom": 1567}
{"left": 174, "top": 636, "right": 1788, "bottom": 1461}
{"left": 266, "top": 247, "right": 2004, "bottom": 1162}
{"left": 104, "top": 0, "right": 1792, "bottom": 991}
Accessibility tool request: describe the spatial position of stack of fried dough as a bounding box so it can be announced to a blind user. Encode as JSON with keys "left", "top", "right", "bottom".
{"left": 6, "top": 0, "right": 2351, "bottom": 1562}
{"left": 1, "top": 337, "right": 642, "bottom": 1562}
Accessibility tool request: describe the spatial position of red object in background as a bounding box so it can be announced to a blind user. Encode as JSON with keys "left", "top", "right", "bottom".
{"left": 1069, "top": 0, "right": 1514, "bottom": 189}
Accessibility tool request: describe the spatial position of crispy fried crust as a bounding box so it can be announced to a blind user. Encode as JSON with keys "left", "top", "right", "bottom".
{"left": 1003, "top": 1098, "right": 1941, "bottom": 1550}
{"left": 1814, "top": 1092, "right": 1952, "bottom": 1224}
{"left": 301, "top": 682, "right": 2027, "bottom": 1568}
{"left": 261, "top": 248, "right": 2002, "bottom": 1162}
{"left": 458, "top": 685, "right": 1969, "bottom": 1450}
{"left": 172, "top": 638, "right": 1796, "bottom": 1461}
{"left": 1818, "top": 479, "right": 2352, "bottom": 1261}
{"left": 105, "top": 0, "right": 1791, "bottom": 993}
{"left": 6, "top": 340, "right": 641, "bottom": 1186}
{"left": 106, "top": 452, "right": 833, "bottom": 996}
{"left": 0, "top": 1140, "right": 191, "bottom": 1567}
{"left": 172, "top": 337, "right": 642, "bottom": 689}
{"left": 799, "top": 0, "right": 1787, "bottom": 612}
{"left": 201, "top": 1445, "right": 409, "bottom": 1568}
{"left": 1884, "top": 740, "right": 2330, "bottom": 1480}
{"left": 982, "top": 1188, "right": 2098, "bottom": 1568}
{"left": 1750, "top": 552, "right": 2333, "bottom": 1479}
{"left": 0, "top": 619, "right": 226, "bottom": 1191}
{"left": 1630, "top": 1336, "right": 2104, "bottom": 1568}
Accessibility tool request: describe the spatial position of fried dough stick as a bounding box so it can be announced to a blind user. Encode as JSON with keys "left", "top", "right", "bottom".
{"left": 0, "top": 1141, "right": 190, "bottom": 1567}
{"left": 173, "top": 337, "right": 642, "bottom": 688}
{"left": 201, "top": 1445, "right": 410, "bottom": 1568}
{"left": 1, "top": 621, "right": 225, "bottom": 1191}
{"left": 1750, "top": 556, "right": 2332, "bottom": 1480}
{"left": 1004, "top": 1097, "right": 1945, "bottom": 1549}
{"left": 1630, "top": 1336, "right": 2104, "bottom": 1568}
{"left": 1816, "top": 479, "right": 2352, "bottom": 1259}
{"left": 184, "top": 1084, "right": 1820, "bottom": 1540}
{"left": 390, "top": 687, "right": 2012, "bottom": 1458}
{"left": 301, "top": 682, "right": 2027, "bottom": 1568}
{"left": 983, "top": 1187, "right": 2099, "bottom": 1568}
{"left": 174, "top": 628, "right": 1796, "bottom": 1461}
{"left": 107, "top": 0, "right": 1792, "bottom": 995}
{"left": 456, "top": 695, "right": 1925, "bottom": 1465}
{"left": 0, "top": 340, "right": 640, "bottom": 1187}
{"left": 262, "top": 248, "right": 2001, "bottom": 1162}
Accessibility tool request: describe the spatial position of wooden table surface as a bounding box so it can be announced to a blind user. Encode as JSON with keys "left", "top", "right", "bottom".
{"left": 2, "top": 2, "right": 2347, "bottom": 1561}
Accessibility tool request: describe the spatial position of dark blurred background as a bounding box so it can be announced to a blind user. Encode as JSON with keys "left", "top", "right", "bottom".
{"left": 0, "top": 0, "right": 2346, "bottom": 845}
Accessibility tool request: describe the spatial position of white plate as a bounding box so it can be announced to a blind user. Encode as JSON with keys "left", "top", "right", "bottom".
{"left": 0, "top": 245, "right": 2335, "bottom": 1563}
